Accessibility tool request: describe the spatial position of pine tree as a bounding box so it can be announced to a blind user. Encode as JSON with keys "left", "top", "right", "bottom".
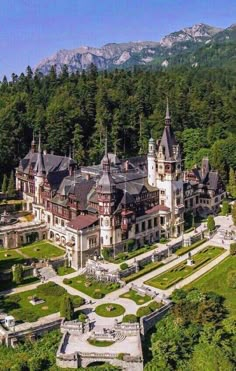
{"left": 2, "top": 174, "right": 8, "bottom": 194}
{"left": 60, "top": 295, "right": 74, "bottom": 320}
{"left": 73, "top": 124, "right": 85, "bottom": 165}
{"left": 227, "top": 168, "right": 236, "bottom": 198}
{"left": 7, "top": 171, "right": 15, "bottom": 198}
{"left": 222, "top": 200, "right": 229, "bottom": 216}
{"left": 207, "top": 215, "right": 215, "bottom": 232}
{"left": 12, "top": 264, "right": 23, "bottom": 284}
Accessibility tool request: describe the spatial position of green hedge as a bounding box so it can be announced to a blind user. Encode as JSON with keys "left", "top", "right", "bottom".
{"left": 136, "top": 301, "right": 163, "bottom": 318}
{"left": 123, "top": 261, "right": 163, "bottom": 283}
{"left": 122, "top": 314, "right": 137, "bottom": 323}
{"left": 175, "top": 238, "right": 207, "bottom": 256}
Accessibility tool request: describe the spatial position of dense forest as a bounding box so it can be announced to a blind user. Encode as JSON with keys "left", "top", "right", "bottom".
{"left": 0, "top": 64, "right": 236, "bottom": 184}
{"left": 145, "top": 288, "right": 236, "bottom": 371}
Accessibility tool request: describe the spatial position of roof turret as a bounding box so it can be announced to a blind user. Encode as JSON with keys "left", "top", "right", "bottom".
{"left": 34, "top": 133, "right": 46, "bottom": 176}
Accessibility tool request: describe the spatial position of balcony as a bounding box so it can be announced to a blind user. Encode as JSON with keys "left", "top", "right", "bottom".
{"left": 175, "top": 204, "right": 185, "bottom": 215}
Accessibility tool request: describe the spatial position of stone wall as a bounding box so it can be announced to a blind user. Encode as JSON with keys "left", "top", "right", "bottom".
{"left": 140, "top": 303, "right": 172, "bottom": 336}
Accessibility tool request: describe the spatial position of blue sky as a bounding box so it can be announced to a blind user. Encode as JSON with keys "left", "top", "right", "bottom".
{"left": 1, "top": 0, "right": 236, "bottom": 78}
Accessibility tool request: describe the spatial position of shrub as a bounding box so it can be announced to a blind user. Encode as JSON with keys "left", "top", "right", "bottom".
{"left": 136, "top": 306, "right": 151, "bottom": 318}
{"left": 160, "top": 237, "right": 167, "bottom": 243}
{"left": 117, "top": 353, "right": 126, "bottom": 360}
{"left": 60, "top": 295, "right": 74, "bottom": 320}
{"left": 63, "top": 278, "right": 72, "bottom": 285}
{"left": 102, "top": 247, "right": 110, "bottom": 260}
{"left": 227, "top": 271, "right": 236, "bottom": 289}
{"left": 37, "top": 282, "right": 65, "bottom": 297}
{"left": 230, "top": 243, "right": 236, "bottom": 256}
{"left": 120, "top": 263, "right": 128, "bottom": 270}
{"left": 78, "top": 313, "right": 87, "bottom": 323}
{"left": 126, "top": 239, "right": 135, "bottom": 252}
{"left": 122, "top": 314, "right": 137, "bottom": 323}
{"left": 116, "top": 252, "right": 127, "bottom": 261}
{"left": 72, "top": 296, "right": 84, "bottom": 307}
{"left": 93, "top": 291, "right": 103, "bottom": 299}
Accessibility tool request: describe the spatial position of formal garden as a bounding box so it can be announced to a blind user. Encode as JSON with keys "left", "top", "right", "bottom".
{"left": 120, "top": 289, "right": 151, "bottom": 305}
{"left": 0, "top": 282, "right": 83, "bottom": 322}
{"left": 95, "top": 303, "right": 125, "bottom": 317}
{"left": 145, "top": 246, "right": 224, "bottom": 290}
{"left": 63, "top": 274, "right": 120, "bottom": 298}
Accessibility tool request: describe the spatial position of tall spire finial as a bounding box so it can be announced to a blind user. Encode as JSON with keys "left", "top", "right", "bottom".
{"left": 165, "top": 97, "right": 171, "bottom": 126}
{"left": 38, "top": 132, "right": 42, "bottom": 153}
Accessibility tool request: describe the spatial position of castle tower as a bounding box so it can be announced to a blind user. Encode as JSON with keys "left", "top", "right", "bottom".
{"left": 97, "top": 139, "right": 116, "bottom": 248}
{"left": 155, "top": 100, "right": 184, "bottom": 237}
{"left": 34, "top": 134, "right": 45, "bottom": 205}
{"left": 147, "top": 136, "right": 156, "bottom": 187}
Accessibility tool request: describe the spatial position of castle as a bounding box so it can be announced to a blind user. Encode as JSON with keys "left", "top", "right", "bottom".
{"left": 14, "top": 103, "right": 226, "bottom": 269}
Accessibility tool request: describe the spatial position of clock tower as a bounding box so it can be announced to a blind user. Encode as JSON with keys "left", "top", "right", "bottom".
{"left": 97, "top": 140, "right": 116, "bottom": 248}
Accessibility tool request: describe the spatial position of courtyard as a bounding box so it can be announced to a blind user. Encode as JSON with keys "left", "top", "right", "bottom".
{"left": 145, "top": 246, "right": 224, "bottom": 290}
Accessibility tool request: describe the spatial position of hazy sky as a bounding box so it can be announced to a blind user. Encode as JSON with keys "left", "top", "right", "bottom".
{"left": 1, "top": 0, "right": 236, "bottom": 78}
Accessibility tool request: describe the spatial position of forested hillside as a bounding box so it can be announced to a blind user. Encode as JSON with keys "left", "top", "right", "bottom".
{"left": 0, "top": 64, "right": 236, "bottom": 183}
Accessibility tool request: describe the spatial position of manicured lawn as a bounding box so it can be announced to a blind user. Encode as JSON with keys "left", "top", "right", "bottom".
{"left": 95, "top": 303, "right": 125, "bottom": 317}
{"left": 21, "top": 241, "right": 64, "bottom": 259}
{"left": 136, "top": 301, "right": 163, "bottom": 318}
{"left": 0, "top": 249, "right": 27, "bottom": 271}
{"left": 145, "top": 246, "right": 224, "bottom": 290}
{"left": 185, "top": 256, "right": 236, "bottom": 318}
{"left": 63, "top": 274, "right": 120, "bottom": 298}
{"left": 87, "top": 339, "right": 114, "bottom": 347}
{"left": 0, "top": 282, "right": 84, "bottom": 322}
{"left": 123, "top": 261, "right": 164, "bottom": 283}
{"left": 0, "top": 276, "right": 39, "bottom": 292}
{"left": 120, "top": 289, "right": 151, "bottom": 305}
{"left": 56, "top": 266, "right": 75, "bottom": 276}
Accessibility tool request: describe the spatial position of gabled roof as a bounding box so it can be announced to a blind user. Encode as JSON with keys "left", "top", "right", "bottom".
{"left": 146, "top": 205, "right": 170, "bottom": 214}
{"left": 67, "top": 214, "right": 98, "bottom": 231}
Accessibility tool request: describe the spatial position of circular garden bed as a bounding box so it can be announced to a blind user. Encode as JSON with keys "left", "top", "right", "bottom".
{"left": 95, "top": 303, "right": 125, "bottom": 317}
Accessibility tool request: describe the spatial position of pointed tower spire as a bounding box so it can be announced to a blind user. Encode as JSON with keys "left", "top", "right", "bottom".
{"left": 165, "top": 97, "right": 171, "bottom": 126}
{"left": 31, "top": 132, "right": 36, "bottom": 153}
{"left": 102, "top": 131, "right": 110, "bottom": 173}
{"left": 34, "top": 132, "right": 45, "bottom": 176}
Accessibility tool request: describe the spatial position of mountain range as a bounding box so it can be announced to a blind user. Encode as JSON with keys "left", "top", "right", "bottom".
{"left": 35, "top": 23, "right": 236, "bottom": 74}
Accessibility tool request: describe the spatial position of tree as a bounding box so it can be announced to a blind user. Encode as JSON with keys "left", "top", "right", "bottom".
{"left": 12, "top": 264, "right": 23, "bottom": 284}
{"left": 207, "top": 215, "right": 215, "bottom": 232}
{"left": 7, "top": 171, "right": 16, "bottom": 198}
{"left": 222, "top": 200, "right": 229, "bottom": 216}
{"left": 190, "top": 343, "right": 234, "bottom": 371}
{"left": 72, "top": 123, "right": 85, "bottom": 165}
{"left": 232, "top": 203, "right": 236, "bottom": 226}
{"left": 1, "top": 174, "right": 8, "bottom": 194}
{"left": 227, "top": 168, "right": 236, "bottom": 197}
{"left": 60, "top": 295, "right": 74, "bottom": 320}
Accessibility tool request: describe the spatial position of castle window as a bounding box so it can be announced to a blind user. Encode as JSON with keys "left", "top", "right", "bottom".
{"left": 61, "top": 220, "right": 64, "bottom": 227}
{"left": 135, "top": 224, "right": 139, "bottom": 233}
{"left": 154, "top": 217, "right": 157, "bottom": 227}
{"left": 161, "top": 200, "right": 165, "bottom": 206}
{"left": 142, "top": 222, "right": 145, "bottom": 232}
{"left": 148, "top": 220, "right": 152, "bottom": 229}
{"left": 55, "top": 217, "right": 59, "bottom": 224}
{"left": 161, "top": 190, "right": 165, "bottom": 195}
{"left": 160, "top": 217, "right": 165, "bottom": 225}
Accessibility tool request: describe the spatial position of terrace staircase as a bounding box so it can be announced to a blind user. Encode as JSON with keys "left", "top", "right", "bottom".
{"left": 38, "top": 265, "right": 57, "bottom": 281}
